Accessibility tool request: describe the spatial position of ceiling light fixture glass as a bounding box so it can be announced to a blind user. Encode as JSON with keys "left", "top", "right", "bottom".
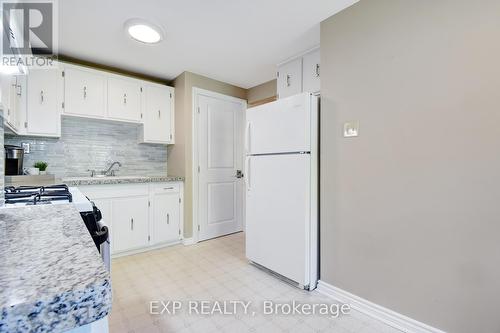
{"left": 125, "top": 19, "right": 164, "bottom": 44}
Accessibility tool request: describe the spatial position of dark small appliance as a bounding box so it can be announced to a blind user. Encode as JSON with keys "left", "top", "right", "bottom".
{"left": 4, "top": 145, "right": 24, "bottom": 175}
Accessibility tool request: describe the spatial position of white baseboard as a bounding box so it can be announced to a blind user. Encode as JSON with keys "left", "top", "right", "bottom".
{"left": 316, "top": 281, "right": 446, "bottom": 333}
{"left": 111, "top": 240, "right": 181, "bottom": 258}
{"left": 182, "top": 237, "right": 196, "bottom": 246}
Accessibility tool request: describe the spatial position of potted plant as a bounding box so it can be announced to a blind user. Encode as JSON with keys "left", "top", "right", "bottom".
{"left": 34, "top": 161, "right": 48, "bottom": 175}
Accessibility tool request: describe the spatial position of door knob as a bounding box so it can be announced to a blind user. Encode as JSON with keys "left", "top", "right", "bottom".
{"left": 236, "top": 170, "right": 244, "bottom": 178}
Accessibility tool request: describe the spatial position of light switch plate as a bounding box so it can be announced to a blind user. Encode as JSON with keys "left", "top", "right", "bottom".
{"left": 22, "top": 143, "right": 30, "bottom": 154}
{"left": 343, "top": 121, "right": 359, "bottom": 138}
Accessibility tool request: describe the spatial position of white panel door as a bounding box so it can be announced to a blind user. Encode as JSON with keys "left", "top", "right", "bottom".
{"left": 112, "top": 196, "right": 149, "bottom": 252}
{"left": 246, "top": 153, "right": 310, "bottom": 286}
{"left": 302, "top": 49, "right": 320, "bottom": 94}
{"left": 277, "top": 58, "right": 302, "bottom": 99}
{"left": 64, "top": 67, "right": 106, "bottom": 118}
{"left": 246, "top": 93, "right": 311, "bottom": 154}
{"left": 143, "top": 84, "right": 173, "bottom": 143}
{"left": 197, "top": 92, "right": 245, "bottom": 241}
{"left": 107, "top": 77, "right": 141, "bottom": 122}
{"left": 152, "top": 192, "right": 180, "bottom": 244}
{"left": 26, "top": 68, "right": 62, "bottom": 136}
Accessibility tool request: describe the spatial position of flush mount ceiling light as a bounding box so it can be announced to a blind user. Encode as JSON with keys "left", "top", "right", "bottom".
{"left": 124, "top": 19, "right": 164, "bottom": 44}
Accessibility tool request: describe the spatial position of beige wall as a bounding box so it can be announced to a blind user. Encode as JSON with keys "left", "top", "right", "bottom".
{"left": 247, "top": 79, "right": 277, "bottom": 106}
{"left": 320, "top": 1, "right": 500, "bottom": 332}
{"left": 168, "top": 72, "right": 247, "bottom": 238}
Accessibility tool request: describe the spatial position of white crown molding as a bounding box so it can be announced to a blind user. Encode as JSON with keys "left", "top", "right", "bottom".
{"left": 316, "top": 281, "right": 446, "bottom": 333}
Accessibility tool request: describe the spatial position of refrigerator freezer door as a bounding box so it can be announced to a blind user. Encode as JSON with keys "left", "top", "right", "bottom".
{"left": 246, "top": 153, "right": 311, "bottom": 286}
{"left": 246, "top": 93, "right": 311, "bottom": 155}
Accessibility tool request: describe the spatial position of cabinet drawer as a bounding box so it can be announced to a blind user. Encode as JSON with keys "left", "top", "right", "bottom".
{"left": 150, "top": 182, "right": 180, "bottom": 194}
{"left": 79, "top": 183, "right": 150, "bottom": 199}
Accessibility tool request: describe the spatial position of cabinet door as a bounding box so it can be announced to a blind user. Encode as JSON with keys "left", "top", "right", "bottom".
{"left": 277, "top": 58, "right": 302, "bottom": 99}
{"left": 107, "top": 77, "right": 141, "bottom": 122}
{"left": 302, "top": 49, "right": 320, "bottom": 94}
{"left": 2, "top": 75, "right": 22, "bottom": 131}
{"left": 142, "top": 84, "right": 173, "bottom": 143}
{"left": 111, "top": 196, "right": 149, "bottom": 252}
{"left": 152, "top": 192, "right": 180, "bottom": 244}
{"left": 26, "top": 69, "right": 62, "bottom": 136}
{"left": 64, "top": 67, "right": 106, "bottom": 118}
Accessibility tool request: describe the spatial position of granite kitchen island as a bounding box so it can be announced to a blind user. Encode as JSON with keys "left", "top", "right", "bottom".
{"left": 0, "top": 204, "right": 112, "bottom": 333}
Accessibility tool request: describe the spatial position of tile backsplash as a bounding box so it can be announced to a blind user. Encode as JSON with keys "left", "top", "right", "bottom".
{"left": 5, "top": 116, "right": 168, "bottom": 178}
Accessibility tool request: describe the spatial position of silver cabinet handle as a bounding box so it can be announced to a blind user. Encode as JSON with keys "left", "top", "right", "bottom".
{"left": 167, "top": 213, "right": 170, "bottom": 224}
{"left": 158, "top": 110, "right": 161, "bottom": 118}
{"left": 40, "top": 90, "right": 44, "bottom": 103}
{"left": 286, "top": 74, "right": 291, "bottom": 87}
{"left": 131, "top": 218, "right": 134, "bottom": 230}
{"left": 123, "top": 93, "right": 127, "bottom": 104}
{"left": 315, "top": 64, "right": 320, "bottom": 77}
{"left": 163, "top": 187, "right": 174, "bottom": 190}
{"left": 83, "top": 86, "right": 87, "bottom": 99}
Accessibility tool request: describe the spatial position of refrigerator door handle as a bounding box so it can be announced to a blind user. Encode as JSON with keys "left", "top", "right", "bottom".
{"left": 245, "top": 156, "right": 251, "bottom": 191}
{"left": 245, "top": 121, "right": 251, "bottom": 153}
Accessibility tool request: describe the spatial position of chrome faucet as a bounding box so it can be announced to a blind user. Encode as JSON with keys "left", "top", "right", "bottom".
{"left": 104, "top": 161, "right": 122, "bottom": 176}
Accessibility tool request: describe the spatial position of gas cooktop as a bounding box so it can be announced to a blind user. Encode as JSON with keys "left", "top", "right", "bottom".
{"left": 4, "top": 184, "right": 73, "bottom": 205}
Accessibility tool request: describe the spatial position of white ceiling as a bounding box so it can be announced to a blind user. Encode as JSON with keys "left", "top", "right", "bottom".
{"left": 59, "top": 0, "right": 357, "bottom": 88}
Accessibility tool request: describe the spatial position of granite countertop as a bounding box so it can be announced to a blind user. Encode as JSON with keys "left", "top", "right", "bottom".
{"left": 0, "top": 205, "right": 112, "bottom": 333}
{"left": 61, "top": 175, "right": 184, "bottom": 186}
{"left": 4, "top": 175, "right": 184, "bottom": 187}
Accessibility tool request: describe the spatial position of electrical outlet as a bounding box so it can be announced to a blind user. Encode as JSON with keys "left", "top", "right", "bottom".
{"left": 343, "top": 121, "right": 359, "bottom": 138}
{"left": 22, "top": 143, "right": 30, "bottom": 154}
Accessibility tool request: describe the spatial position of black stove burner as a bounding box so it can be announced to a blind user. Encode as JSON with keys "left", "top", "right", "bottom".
{"left": 4, "top": 184, "right": 73, "bottom": 205}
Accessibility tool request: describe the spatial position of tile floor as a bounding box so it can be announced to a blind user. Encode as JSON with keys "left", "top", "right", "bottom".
{"left": 109, "top": 232, "right": 402, "bottom": 333}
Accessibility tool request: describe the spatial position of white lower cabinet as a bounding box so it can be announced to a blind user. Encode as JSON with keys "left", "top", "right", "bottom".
{"left": 152, "top": 188, "right": 181, "bottom": 245}
{"left": 112, "top": 196, "right": 150, "bottom": 252}
{"left": 79, "top": 182, "right": 183, "bottom": 255}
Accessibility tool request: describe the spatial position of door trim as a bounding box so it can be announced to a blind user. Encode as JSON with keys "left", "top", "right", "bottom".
{"left": 192, "top": 87, "right": 247, "bottom": 244}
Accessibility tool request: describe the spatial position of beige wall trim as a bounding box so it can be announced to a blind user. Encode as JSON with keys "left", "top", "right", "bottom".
{"left": 248, "top": 96, "right": 277, "bottom": 108}
{"left": 317, "top": 281, "right": 447, "bottom": 333}
{"left": 247, "top": 79, "right": 277, "bottom": 105}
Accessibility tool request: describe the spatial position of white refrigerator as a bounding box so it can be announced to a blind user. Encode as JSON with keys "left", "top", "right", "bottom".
{"left": 245, "top": 92, "right": 319, "bottom": 290}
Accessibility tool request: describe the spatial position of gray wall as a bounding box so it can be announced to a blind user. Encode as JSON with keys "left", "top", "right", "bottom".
{"left": 5, "top": 116, "right": 168, "bottom": 178}
{"left": 320, "top": 1, "right": 500, "bottom": 333}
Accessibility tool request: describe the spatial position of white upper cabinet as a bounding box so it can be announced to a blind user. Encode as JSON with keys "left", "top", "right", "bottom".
{"left": 64, "top": 66, "right": 107, "bottom": 118}
{"left": 302, "top": 48, "right": 320, "bottom": 94}
{"left": 25, "top": 68, "right": 63, "bottom": 137}
{"left": 140, "top": 83, "right": 174, "bottom": 144}
{"left": 277, "top": 58, "right": 302, "bottom": 99}
{"left": 277, "top": 47, "right": 320, "bottom": 98}
{"left": 107, "top": 76, "right": 141, "bottom": 122}
{"left": 5, "top": 62, "right": 175, "bottom": 144}
{"left": 2, "top": 74, "right": 24, "bottom": 132}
